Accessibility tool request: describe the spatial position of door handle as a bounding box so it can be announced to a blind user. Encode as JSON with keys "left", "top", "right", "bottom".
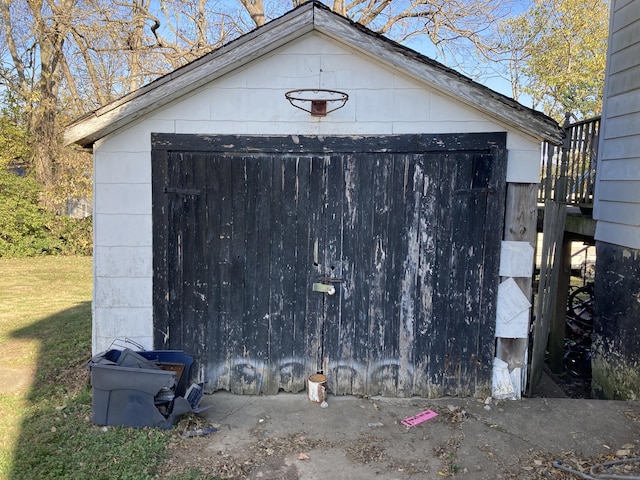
{"left": 312, "top": 283, "right": 336, "bottom": 295}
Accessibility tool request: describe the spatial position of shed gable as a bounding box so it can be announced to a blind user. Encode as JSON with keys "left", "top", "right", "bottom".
{"left": 149, "top": 34, "right": 503, "bottom": 136}
{"left": 65, "top": 1, "right": 561, "bottom": 148}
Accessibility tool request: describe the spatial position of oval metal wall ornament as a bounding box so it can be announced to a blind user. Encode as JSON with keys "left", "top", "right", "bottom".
{"left": 285, "top": 89, "right": 349, "bottom": 116}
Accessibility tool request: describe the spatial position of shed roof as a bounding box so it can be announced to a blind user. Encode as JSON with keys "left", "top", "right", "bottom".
{"left": 64, "top": 1, "right": 563, "bottom": 148}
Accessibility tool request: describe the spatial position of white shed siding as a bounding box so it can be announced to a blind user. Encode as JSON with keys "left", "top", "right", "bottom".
{"left": 92, "top": 121, "right": 170, "bottom": 352}
{"left": 90, "top": 32, "right": 543, "bottom": 353}
{"left": 594, "top": 0, "right": 640, "bottom": 249}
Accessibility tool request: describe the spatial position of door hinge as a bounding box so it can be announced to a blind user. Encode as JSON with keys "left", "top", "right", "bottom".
{"left": 455, "top": 186, "right": 496, "bottom": 195}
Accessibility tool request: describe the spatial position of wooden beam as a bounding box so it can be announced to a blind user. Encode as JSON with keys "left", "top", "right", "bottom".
{"left": 530, "top": 200, "right": 567, "bottom": 391}
{"left": 548, "top": 237, "right": 571, "bottom": 373}
{"left": 496, "top": 183, "right": 537, "bottom": 398}
{"left": 537, "top": 207, "right": 596, "bottom": 241}
{"left": 565, "top": 212, "right": 596, "bottom": 238}
{"left": 504, "top": 184, "right": 538, "bottom": 244}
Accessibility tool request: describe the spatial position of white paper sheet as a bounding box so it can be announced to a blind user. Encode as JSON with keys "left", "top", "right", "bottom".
{"left": 496, "top": 278, "right": 531, "bottom": 338}
{"left": 499, "top": 241, "right": 534, "bottom": 278}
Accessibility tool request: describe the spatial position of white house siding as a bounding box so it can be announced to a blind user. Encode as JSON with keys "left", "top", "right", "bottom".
{"left": 91, "top": 32, "right": 542, "bottom": 354}
{"left": 591, "top": 0, "right": 640, "bottom": 400}
{"left": 594, "top": 0, "right": 640, "bottom": 249}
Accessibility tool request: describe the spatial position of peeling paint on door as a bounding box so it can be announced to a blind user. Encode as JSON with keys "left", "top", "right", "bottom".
{"left": 152, "top": 134, "right": 507, "bottom": 397}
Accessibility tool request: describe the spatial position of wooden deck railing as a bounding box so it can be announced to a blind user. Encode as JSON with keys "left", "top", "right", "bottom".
{"left": 539, "top": 116, "right": 601, "bottom": 210}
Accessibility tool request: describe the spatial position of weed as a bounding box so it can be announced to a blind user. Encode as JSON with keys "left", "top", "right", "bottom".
{"left": 447, "top": 453, "right": 461, "bottom": 475}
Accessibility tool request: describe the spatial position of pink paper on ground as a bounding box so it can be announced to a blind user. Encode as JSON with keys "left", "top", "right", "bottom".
{"left": 401, "top": 409, "right": 438, "bottom": 427}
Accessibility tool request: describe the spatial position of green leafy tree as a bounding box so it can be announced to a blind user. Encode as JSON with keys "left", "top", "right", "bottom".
{"left": 0, "top": 102, "right": 56, "bottom": 256}
{"left": 0, "top": 169, "right": 56, "bottom": 257}
{"left": 498, "top": 0, "right": 609, "bottom": 120}
{"left": 0, "top": 92, "right": 30, "bottom": 173}
{"left": 0, "top": 95, "right": 92, "bottom": 257}
{"left": 0, "top": 164, "right": 93, "bottom": 257}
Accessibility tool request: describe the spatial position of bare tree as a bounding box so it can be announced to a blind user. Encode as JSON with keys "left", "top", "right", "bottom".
{"left": 238, "top": 0, "right": 265, "bottom": 27}
{"left": 233, "top": 0, "right": 513, "bottom": 71}
{"left": 0, "top": 0, "right": 515, "bottom": 210}
{"left": 3, "top": 0, "right": 513, "bottom": 123}
{"left": 1, "top": 0, "right": 77, "bottom": 193}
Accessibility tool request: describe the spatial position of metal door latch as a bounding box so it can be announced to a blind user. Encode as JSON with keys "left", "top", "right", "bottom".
{"left": 312, "top": 283, "right": 336, "bottom": 295}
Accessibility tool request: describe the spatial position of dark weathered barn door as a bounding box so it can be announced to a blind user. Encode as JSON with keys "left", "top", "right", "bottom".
{"left": 152, "top": 134, "right": 507, "bottom": 397}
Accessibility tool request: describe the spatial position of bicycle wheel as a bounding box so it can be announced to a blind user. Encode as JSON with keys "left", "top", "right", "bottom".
{"left": 568, "top": 285, "right": 594, "bottom": 325}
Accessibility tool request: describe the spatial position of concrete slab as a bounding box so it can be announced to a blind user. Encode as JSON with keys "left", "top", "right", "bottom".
{"left": 164, "top": 392, "right": 640, "bottom": 479}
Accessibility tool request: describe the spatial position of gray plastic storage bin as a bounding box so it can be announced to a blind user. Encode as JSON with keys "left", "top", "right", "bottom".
{"left": 90, "top": 362, "right": 177, "bottom": 428}
{"left": 89, "top": 348, "right": 200, "bottom": 429}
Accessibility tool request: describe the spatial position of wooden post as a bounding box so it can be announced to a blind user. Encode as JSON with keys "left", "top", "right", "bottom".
{"left": 548, "top": 236, "right": 571, "bottom": 373}
{"left": 496, "top": 183, "right": 537, "bottom": 397}
{"left": 555, "top": 113, "right": 572, "bottom": 202}
{"left": 530, "top": 200, "right": 567, "bottom": 391}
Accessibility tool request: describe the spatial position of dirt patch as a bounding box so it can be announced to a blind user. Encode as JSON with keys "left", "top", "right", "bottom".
{"left": 0, "top": 365, "right": 36, "bottom": 394}
{"left": 0, "top": 340, "right": 39, "bottom": 394}
{"left": 164, "top": 430, "right": 327, "bottom": 478}
{"left": 343, "top": 433, "right": 386, "bottom": 464}
{"left": 163, "top": 427, "right": 441, "bottom": 479}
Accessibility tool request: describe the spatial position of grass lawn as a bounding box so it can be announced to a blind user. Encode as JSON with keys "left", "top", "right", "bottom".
{"left": 0, "top": 257, "right": 201, "bottom": 480}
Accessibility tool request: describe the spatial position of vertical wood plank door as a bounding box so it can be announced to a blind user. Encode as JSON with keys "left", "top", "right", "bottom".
{"left": 152, "top": 134, "right": 507, "bottom": 397}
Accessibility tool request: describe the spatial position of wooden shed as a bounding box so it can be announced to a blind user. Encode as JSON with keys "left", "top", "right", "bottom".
{"left": 65, "top": 2, "right": 562, "bottom": 398}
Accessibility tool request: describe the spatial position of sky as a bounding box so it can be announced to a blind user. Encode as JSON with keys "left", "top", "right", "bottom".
{"left": 398, "top": 0, "right": 535, "bottom": 105}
